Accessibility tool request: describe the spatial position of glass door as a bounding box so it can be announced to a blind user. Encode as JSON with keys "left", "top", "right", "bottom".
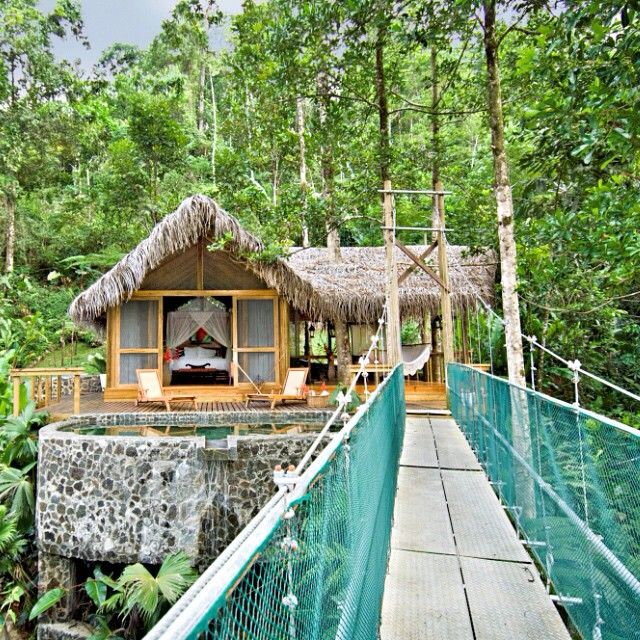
{"left": 116, "top": 298, "right": 162, "bottom": 386}
{"left": 233, "top": 296, "right": 278, "bottom": 386}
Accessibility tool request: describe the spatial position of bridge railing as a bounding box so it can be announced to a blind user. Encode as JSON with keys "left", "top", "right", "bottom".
{"left": 448, "top": 363, "right": 640, "bottom": 640}
{"left": 145, "top": 364, "right": 405, "bottom": 640}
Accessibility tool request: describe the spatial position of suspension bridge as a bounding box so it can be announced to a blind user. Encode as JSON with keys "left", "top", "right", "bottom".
{"left": 139, "top": 349, "right": 640, "bottom": 640}
{"left": 140, "top": 188, "right": 639, "bottom": 640}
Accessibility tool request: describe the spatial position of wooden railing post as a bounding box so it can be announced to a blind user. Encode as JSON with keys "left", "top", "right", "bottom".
{"left": 73, "top": 374, "right": 81, "bottom": 415}
{"left": 12, "top": 376, "right": 20, "bottom": 416}
{"left": 10, "top": 367, "right": 85, "bottom": 414}
{"left": 45, "top": 376, "right": 52, "bottom": 407}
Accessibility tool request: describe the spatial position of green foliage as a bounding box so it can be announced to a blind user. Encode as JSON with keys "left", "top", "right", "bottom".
{"left": 118, "top": 552, "right": 197, "bottom": 624}
{"left": 79, "top": 554, "right": 197, "bottom": 637}
{"left": 28, "top": 587, "right": 65, "bottom": 620}
{"left": 86, "top": 351, "right": 107, "bottom": 375}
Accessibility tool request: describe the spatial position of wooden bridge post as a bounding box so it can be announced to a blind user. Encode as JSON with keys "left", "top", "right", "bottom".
{"left": 436, "top": 181, "right": 454, "bottom": 370}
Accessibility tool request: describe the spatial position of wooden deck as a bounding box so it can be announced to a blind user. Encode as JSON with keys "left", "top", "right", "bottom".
{"left": 40, "top": 381, "right": 447, "bottom": 420}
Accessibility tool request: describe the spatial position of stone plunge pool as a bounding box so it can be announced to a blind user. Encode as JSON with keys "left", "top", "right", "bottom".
{"left": 37, "top": 408, "right": 333, "bottom": 624}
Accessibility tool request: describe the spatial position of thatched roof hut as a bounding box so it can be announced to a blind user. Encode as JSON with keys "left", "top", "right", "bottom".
{"left": 69, "top": 194, "right": 496, "bottom": 329}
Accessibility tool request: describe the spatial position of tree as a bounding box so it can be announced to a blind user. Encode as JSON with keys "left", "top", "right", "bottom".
{"left": 0, "top": 0, "right": 86, "bottom": 272}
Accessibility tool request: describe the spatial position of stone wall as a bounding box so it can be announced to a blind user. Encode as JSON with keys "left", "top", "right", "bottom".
{"left": 37, "top": 412, "right": 330, "bottom": 568}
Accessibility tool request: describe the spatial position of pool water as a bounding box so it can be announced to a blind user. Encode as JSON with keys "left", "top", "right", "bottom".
{"left": 63, "top": 422, "right": 329, "bottom": 438}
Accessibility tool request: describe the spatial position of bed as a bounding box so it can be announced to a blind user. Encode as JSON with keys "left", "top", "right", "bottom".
{"left": 169, "top": 346, "right": 231, "bottom": 385}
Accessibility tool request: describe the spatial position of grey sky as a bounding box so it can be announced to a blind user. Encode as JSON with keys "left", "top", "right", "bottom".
{"left": 41, "top": 0, "right": 243, "bottom": 69}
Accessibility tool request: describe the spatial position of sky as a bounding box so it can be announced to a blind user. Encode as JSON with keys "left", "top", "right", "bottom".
{"left": 40, "top": 0, "right": 244, "bottom": 69}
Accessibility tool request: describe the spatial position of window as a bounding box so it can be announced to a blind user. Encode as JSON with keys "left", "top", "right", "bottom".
{"left": 116, "top": 299, "right": 161, "bottom": 386}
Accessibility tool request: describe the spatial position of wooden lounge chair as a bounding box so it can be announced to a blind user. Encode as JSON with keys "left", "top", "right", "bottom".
{"left": 245, "top": 368, "right": 309, "bottom": 410}
{"left": 135, "top": 369, "right": 198, "bottom": 411}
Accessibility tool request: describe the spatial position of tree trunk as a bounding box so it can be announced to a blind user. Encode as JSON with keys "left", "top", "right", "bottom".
{"left": 209, "top": 70, "right": 217, "bottom": 186}
{"left": 483, "top": 0, "right": 525, "bottom": 386}
{"left": 376, "top": 28, "right": 402, "bottom": 366}
{"left": 296, "top": 96, "right": 310, "bottom": 248}
{"left": 317, "top": 73, "right": 341, "bottom": 260}
{"left": 334, "top": 318, "right": 351, "bottom": 385}
{"left": 316, "top": 75, "right": 349, "bottom": 382}
{"left": 197, "top": 62, "right": 206, "bottom": 132}
{"left": 4, "top": 187, "right": 16, "bottom": 273}
{"left": 431, "top": 46, "right": 441, "bottom": 242}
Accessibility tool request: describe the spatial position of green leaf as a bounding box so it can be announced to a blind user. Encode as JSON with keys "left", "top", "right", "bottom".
{"left": 85, "top": 578, "right": 107, "bottom": 607}
{"left": 29, "top": 588, "right": 65, "bottom": 620}
{"left": 119, "top": 563, "right": 159, "bottom": 622}
{"left": 155, "top": 551, "right": 197, "bottom": 604}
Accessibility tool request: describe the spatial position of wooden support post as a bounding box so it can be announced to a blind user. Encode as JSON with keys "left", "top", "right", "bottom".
{"left": 57, "top": 375, "right": 62, "bottom": 401}
{"left": 436, "top": 181, "right": 454, "bottom": 372}
{"left": 461, "top": 310, "right": 470, "bottom": 364}
{"left": 45, "top": 376, "right": 52, "bottom": 407}
{"left": 382, "top": 179, "right": 402, "bottom": 366}
{"left": 12, "top": 376, "right": 20, "bottom": 416}
{"left": 73, "top": 374, "right": 81, "bottom": 415}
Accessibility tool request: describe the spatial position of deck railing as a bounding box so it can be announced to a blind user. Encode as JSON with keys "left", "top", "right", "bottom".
{"left": 144, "top": 364, "right": 405, "bottom": 640}
{"left": 10, "top": 367, "right": 84, "bottom": 416}
{"left": 448, "top": 363, "right": 640, "bottom": 640}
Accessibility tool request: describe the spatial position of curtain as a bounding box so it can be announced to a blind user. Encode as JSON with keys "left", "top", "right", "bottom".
{"left": 166, "top": 298, "right": 231, "bottom": 348}
{"left": 120, "top": 300, "right": 158, "bottom": 348}
{"left": 237, "top": 299, "right": 274, "bottom": 347}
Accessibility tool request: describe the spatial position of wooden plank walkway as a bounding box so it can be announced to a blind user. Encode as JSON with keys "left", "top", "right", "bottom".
{"left": 380, "top": 416, "right": 571, "bottom": 640}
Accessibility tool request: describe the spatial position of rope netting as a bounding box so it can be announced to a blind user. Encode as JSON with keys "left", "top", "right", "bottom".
{"left": 147, "top": 364, "right": 405, "bottom": 640}
{"left": 448, "top": 363, "right": 640, "bottom": 640}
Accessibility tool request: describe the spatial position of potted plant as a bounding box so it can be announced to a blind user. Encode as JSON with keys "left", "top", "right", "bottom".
{"left": 86, "top": 351, "right": 107, "bottom": 390}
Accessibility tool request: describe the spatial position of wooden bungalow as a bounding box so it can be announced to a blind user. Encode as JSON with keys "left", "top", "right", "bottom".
{"left": 66, "top": 195, "right": 495, "bottom": 404}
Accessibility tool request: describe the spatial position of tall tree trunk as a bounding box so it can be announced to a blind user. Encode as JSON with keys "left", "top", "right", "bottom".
{"left": 334, "top": 317, "right": 351, "bottom": 385}
{"left": 483, "top": 0, "right": 525, "bottom": 386}
{"left": 197, "top": 62, "right": 206, "bottom": 132}
{"left": 296, "top": 96, "right": 310, "bottom": 248}
{"left": 209, "top": 70, "right": 217, "bottom": 186}
{"left": 317, "top": 72, "right": 341, "bottom": 261}
{"left": 431, "top": 46, "right": 441, "bottom": 242}
{"left": 3, "top": 187, "right": 16, "bottom": 273}
{"left": 317, "top": 74, "right": 349, "bottom": 383}
{"left": 376, "top": 27, "right": 402, "bottom": 366}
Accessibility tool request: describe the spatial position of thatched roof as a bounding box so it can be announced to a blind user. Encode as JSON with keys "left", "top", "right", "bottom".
{"left": 69, "top": 195, "right": 261, "bottom": 327}
{"left": 283, "top": 245, "right": 496, "bottom": 323}
{"left": 69, "top": 194, "right": 496, "bottom": 329}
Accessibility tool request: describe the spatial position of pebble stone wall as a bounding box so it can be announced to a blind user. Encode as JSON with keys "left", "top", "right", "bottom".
{"left": 37, "top": 410, "right": 332, "bottom": 638}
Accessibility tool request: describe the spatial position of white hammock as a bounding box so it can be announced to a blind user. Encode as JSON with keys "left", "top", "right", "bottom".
{"left": 402, "top": 344, "right": 432, "bottom": 376}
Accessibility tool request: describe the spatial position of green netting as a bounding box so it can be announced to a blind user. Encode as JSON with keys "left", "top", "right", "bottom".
{"left": 188, "top": 366, "right": 405, "bottom": 640}
{"left": 448, "top": 363, "right": 640, "bottom": 640}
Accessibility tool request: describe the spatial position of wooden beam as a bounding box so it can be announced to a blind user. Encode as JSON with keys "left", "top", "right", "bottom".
{"left": 398, "top": 240, "right": 438, "bottom": 285}
{"left": 436, "top": 180, "right": 455, "bottom": 368}
{"left": 132, "top": 289, "right": 277, "bottom": 298}
{"left": 394, "top": 239, "right": 449, "bottom": 292}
